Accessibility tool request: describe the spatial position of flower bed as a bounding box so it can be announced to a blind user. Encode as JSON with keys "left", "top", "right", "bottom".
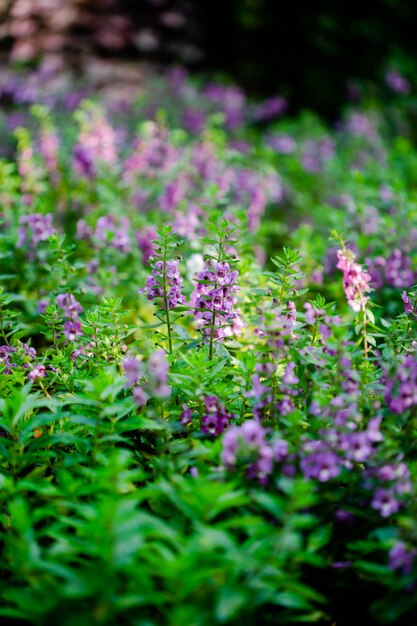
{"left": 0, "top": 68, "right": 417, "bottom": 625}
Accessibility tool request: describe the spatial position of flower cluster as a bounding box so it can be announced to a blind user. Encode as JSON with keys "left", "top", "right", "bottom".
{"left": 28, "top": 364, "right": 47, "bottom": 381}
{"left": 159, "top": 173, "right": 190, "bottom": 213}
{"left": 124, "top": 122, "right": 176, "bottom": 180}
{"left": 200, "top": 396, "right": 234, "bottom": 437}
{"left": 301, "top": 137, "right": 334, "bottom": 173}
{"left": 384, "top": 354, "right": 417, "bottom": 413}
{"left": 304, "top": 302, "right": 340, "bottom": 341}
{"left": 0, "top": 345, "right": 16, "bottom": 374}
{"left": 17, "top": 213, "right": 56, "bottom": 258}
{"left": 402, "top": 290, "right": 417, "bottom": 316}
{"left": 222, "top": 420, "right": 289, "bottom": 483}
{"left": 123, "top": 349, "right": 170, "bottom": 407}
{"left": 336, "top": 248, "right": 372, "bottom": 312}
{"left": 367, "top": 249, "right": 416, "bottom": 289}
{"left": 0, "top": 343, "right": 36, "bottom": 375}
{"left": 56, "top": 293, "right": 83, "bottom": 341}
{"left": 245, "top": 360, "right": 274, "bottom": 419}
{"left": 135, "top": 227, "right": 157, "bottom": 263}
{"left": 255, "top": 302, "right": 297, "bottom": 355}
{"left": 77, "top": 215, "right": 131, "bottom": 254}
{"left": 191, "top": 260, "right": 242, "bottom": 342}
{"left": 73, "top": 105, "right": 117, "bottom": 179}
{"left": 250, "top": 95, "right": 287, "bottom": 122}
{"left": 386, "top": 70, "right": 411, "bottom": 94}
{"left": 141, "top": 258, "right": 185, "bottom": 310}
{"left": 365, "top": 462, "right": 412, "bottom": 517}
{"left": 276, "top": 361, "right": 299, "bottom": 416}
{"left": 389, "top": 542, "right": 416, "bottom": 575}
{"left": 267, "top": 133, "right": 297, "bottom": 154}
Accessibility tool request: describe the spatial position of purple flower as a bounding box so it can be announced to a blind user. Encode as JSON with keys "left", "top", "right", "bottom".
{"left": 246, "top": 373, "right": 272, "bottom": 418}
{"left": 402, "top": 291, "right": 414, "bottom": 315}
{"left": 368, "top": 250, "right": 416, "bottom": 290}
{"left": 56, "top": 293, "right": 83, "bottom": 341}
{"left": 136, "top": 227, "right": 157, "bottom": 263}
{"left": 384, "top": 355, "right": 417, "bottom": 414}
{"left": 302, "top": 138, "right": 334, "bottom": 173}
{"left": 251, "top": 96, "right": 287, "bottom": 122}
{"left": 73, "top": 106, "right": 117, "bottom": 178}
{"left": 182, "top": 109, "right": 206, "bottom": 134}
{"left": 191, "top": 258, "right": 243, "bottom": 342}
{"left": 301, "top": 451, "right": 341, "bottom": 482}
{"left": 39, "top": 128, "right": 60, "bottom": 182}
{"left": 221, "top": 428, "right": 240, "bottom": 466}
{"left": 221, "top": 420, "right": 288, "bottom": 482}
{"left": 240, "top": 420, "right": 266, "bottom": 446}
{"left": 28, "top": 364, "right": 46, "bottom": 381}
{"left": 385, "top": 249, "right": 416, "bottom": 288}
{"left": 63, "top": 320, "right": 83, "bottom": 341}
{"left": 180, "top": 404, "right": 192, "bottom": 425}
{"left": 335, "top": 509, "right": 356, "bottom": 524}
{"left": 57, "top": 294, "right": 83, "bottom": 319}
{"left": 37, "top": 299, "right": 48, "bottom": 314}
{"left": 141, "top": 258, "right": 185, "bottom": 310}
{"left": 73, "top": 144, "right": 94, "bottom": 179}
{"left": 123, "top": 356, "right": 142, "bottom": 387}
{"left": 123, "top": 122, "right": 176, "bottom": 180}
{"left": 93, "top": 215, "right": 131, "bottom": 253}
{"left": 201, "top": 395, "right": 233, "bottom": 437}
{"left": 386, "top": 70, "right": 411, "bottom": 94}
{"left": 17, "top": 213, "right": 56, "bottom": 254}
{"left": 272, "top": 439, "right": 289, "bottom": 461}
{"left": 267, "top": 134, "right": 297, "bottom": 154}
{"left": 282, "top": 361, "right": 299, "bottom": 385}
{"left": 340, "top": 432, "right": 373, "bottom": 463}
{"left": 159, "top": 175, "right": 189, "bottom": 213}
{"left": 0, "top": 345, "right": 16, "bottom": 374}
{"left": 133, "top": 386, "right": 148, "bottom": 407}
{"left": 389, "top": 542, "right": 415, "bottom": 575}
{"left": 366, "top": 417, "right": 383, "bottom": 443}
{"left": 148, "top": 349, "right": 170, "bottom": 398}
{"left": 331, "top": 561, "right": 352, "bottom": 570}
{"left": 371, "top": 488, "right": 400, "bottom": 517}
{"left": 249, "top": 444, "right": 274, "bottom": 480}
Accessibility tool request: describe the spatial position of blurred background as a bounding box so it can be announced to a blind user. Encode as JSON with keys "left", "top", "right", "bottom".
{"left": 1, "top": 0, "right": 417, "bottom": 117}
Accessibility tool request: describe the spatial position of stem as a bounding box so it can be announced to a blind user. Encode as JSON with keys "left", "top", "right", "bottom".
{"left": 0, "top": 304, "right": 9, "bottom": 345}
{"left": 277, "top": 281, "right": 286, "bottom": 307}
{"left": 162, "top": 241, "right": 173, "bottom": 354}
{"left": 362, "top": 305, "right": 368, "bottom": 359}
{"left": 39, "top": 380, "right": 51, "bottom": 399}
{"left": 112, "top": 310, "right": 120, "bottom": 345}
{"left": 51, "top": 316, "right": 58, "bottom": 347}
{"left": 208, "top": 237, "right": 224, "bottom": 361}
{"left": 208, "top": 308, "right": 216, "bottom": 361}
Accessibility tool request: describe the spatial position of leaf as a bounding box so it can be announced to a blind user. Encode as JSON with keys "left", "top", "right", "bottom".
{"left": 274, "top": 591, "right": 312, "bottom": 610}
{"left": 215, "top": 588, "right": 247, "bottom": 622}
{"left": 366, "top": 308, "right": 375, "bottom": 324}
{"left": 252, "top": 492, "right": 284, "bottom": 519}
{"left": 307, "top": 525, "right": 331, "bottom": 552}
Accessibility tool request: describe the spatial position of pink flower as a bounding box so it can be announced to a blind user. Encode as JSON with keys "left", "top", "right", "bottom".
{"left": 336, "top": 249, "right": 372, "bottom": 312}
{"left": 28, "top": 364, "right": 46, "bottom": 381}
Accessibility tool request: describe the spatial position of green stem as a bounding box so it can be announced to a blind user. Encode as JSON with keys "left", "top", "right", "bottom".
{"left": 112, "top": 310, "right": 120, "bottom": 345}
{"left": 208, "top": 308, "right": 216, "bottom": 361}
{"left": 208, "top": 237, "right": 224, "bottom": 361}
{"left": 162, "top": 241, "right": 173, "bottom": 354}
{"left": 362, "top": 305, "right": 368, "bottom": 359}
{"left": 0, "top": 304, "right": 9, "bottom": 345}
